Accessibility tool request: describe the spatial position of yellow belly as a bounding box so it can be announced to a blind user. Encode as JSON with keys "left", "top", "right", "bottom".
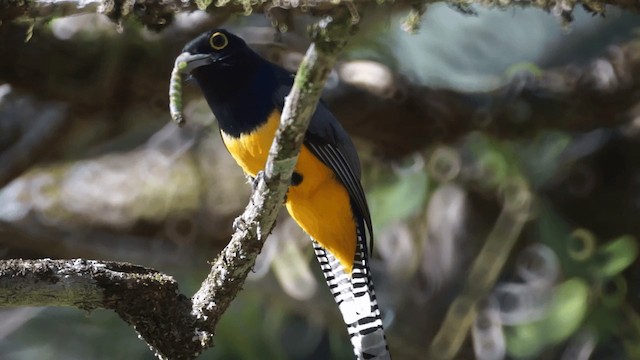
{"left": 221, "top": 111, "right": 356, "bottom": 273}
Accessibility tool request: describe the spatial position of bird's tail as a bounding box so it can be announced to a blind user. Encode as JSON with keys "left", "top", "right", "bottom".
{"left": 312, "top": 223, "right": 390, "bottom": 360}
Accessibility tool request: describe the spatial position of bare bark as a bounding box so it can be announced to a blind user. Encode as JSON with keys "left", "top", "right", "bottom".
{"left": 336, "top": 37, "right": 640, "bottom": 156}
{"left": 3, "top": 25, "right": 640, "bottom": 161}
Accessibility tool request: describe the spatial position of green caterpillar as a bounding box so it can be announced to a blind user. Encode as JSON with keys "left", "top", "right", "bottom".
{"left": 169, "top": 53, "right": 191, "bottom": 127}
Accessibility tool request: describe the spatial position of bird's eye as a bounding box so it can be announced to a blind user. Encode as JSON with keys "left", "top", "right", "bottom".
{"left": 209, "top": 32, "right": 228, "bottom": 50}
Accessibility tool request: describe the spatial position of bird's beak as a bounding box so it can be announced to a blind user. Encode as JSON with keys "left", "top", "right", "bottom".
{"left": 180, "top": 53, "right": 214, "bottom": 74}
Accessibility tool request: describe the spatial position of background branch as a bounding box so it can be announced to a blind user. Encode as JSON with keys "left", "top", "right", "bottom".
{"left": 3, "top": 24, "right": 639, "bottom": 160}
{"left": 1, "top": 0, "right": 639, "bottom": 31}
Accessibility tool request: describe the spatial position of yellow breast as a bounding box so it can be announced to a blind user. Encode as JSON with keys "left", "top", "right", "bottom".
{"left": 221, "top": 111, "right": 357, "bottom": 273}
{"left": 220, "top": 112, "right": 281, "bottom": 177}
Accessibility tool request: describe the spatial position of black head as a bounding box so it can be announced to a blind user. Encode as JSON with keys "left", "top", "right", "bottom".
{"left": 177, "top": 29, "right": 280, "bottom": 135}
{"left": 178, "top": 29, "right": 269, "bottom": 101}
{"left": 180, "top": 29, "right": 253, "bottom": 72}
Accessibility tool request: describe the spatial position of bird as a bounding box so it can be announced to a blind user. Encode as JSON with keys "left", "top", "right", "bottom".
{"left": 178, "top": 29, "right": 391, "bottom": 360}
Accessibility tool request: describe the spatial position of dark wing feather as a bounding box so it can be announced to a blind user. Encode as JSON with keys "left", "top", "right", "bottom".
{"left": 304, "top": 137, "right": 374, "bottom": 254}
{"left": 270, "top": 65, "right": 388, "bottom": 359}
{"left": 271, "top": 67, "right": 374, "bottom": 253}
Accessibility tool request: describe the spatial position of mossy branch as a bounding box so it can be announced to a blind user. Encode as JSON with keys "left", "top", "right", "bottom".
{"left": 1, "top": 0, "right": 638, "bottom": 31}
{"left": 0, "top": 10, "right": 357, "bottom": 360}
{"left": 190, "top": 6, "right": 356, "bottom": 334}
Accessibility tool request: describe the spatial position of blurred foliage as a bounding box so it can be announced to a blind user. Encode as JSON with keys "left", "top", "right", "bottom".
{"left": 2, "top": 4, "right": 640, "bottom": 360}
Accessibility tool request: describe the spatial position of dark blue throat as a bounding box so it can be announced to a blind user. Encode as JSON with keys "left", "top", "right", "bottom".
{"left": 192, "top": 55, "right": 278, "bottom": 138}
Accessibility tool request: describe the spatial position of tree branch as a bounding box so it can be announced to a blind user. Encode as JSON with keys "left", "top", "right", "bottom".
{"left": 1, "top": 0, "right": 638, "bottom": 31}
{"left": 0, "top": 259, "right": 199, "bottom": 358}
{"left": 3, "top": 25, "right": 640, "bottom": 160}
{"left": 190, "top": 6, "right": 356, "bottom": 339}
{"left": 0, "top": 259, "right": 122, "bottom": 308}
{"left": 0, "top": 10, "right": 356, "bottom": 360}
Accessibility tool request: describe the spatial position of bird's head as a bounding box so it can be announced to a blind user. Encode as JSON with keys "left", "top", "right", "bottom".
{"left": 179, "top": 29, "right": 254, "bottom": 75}
{"left": 177, "top": 29, "right": 279, "bottom": 132}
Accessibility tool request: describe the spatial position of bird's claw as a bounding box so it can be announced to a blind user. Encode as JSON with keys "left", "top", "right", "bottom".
{"left": 251, "top": 171, "right": 265, "bottom": 191}
{"left": 233, "top": 216, "right": 248, "bottom": 233}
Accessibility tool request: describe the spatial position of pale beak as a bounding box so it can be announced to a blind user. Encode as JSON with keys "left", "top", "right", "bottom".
{"left": 180, "top": 53, "right": 214, "bottom": 73}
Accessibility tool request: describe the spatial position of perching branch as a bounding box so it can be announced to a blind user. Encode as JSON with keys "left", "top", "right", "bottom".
{"left": 332, "top": 37, "right": 640, "bottom": 156}
{"left": 0, "top": 11, "right": 356, "bottom": 360}
{"left": 0, "top": 259, "right": 180, "bottom": 309}
{"left": 189, "top": 8, "right": 357, "bottom": 337}
{"left": 0, "top": 258, "right": 201, "bottom": 359}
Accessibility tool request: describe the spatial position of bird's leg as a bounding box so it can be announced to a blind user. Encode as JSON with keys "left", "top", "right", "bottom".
{"left": 251, "top": 171, "right": 264, "bottom": 190}
{"left": 250, "top": 171, "right": 276, "bottom": 203}
{"left": 245, "top": 173, "right": 256, "bottom": 189}
{"left": 283, "top": 171, "right": 304, "bottom": 203}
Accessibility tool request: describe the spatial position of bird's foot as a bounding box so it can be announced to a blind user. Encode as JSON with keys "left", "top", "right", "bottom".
{"left": 233, "top": 216, "right": 248, "bottom": 233}
{"left": 251, "top": 171, "right": 265, "bottom": 191}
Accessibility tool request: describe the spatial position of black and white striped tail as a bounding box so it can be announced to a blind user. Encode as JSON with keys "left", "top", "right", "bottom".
{"left": 312, "top": 224, "right": 390, "bottom": 359}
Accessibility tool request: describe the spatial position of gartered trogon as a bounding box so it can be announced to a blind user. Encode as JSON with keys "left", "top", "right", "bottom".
{"left": 178, "top": 29, "right": 391, "bottom": 360}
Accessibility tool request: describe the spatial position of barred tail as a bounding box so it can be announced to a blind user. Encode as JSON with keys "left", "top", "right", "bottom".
{"left": 312, "top": 224, "right": 390, "bottom": 360}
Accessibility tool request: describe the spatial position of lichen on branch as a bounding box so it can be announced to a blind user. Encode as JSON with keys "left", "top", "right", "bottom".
{"left": 1, "top": 0, "right": 638, "bottom": 32}
{"left": 190, "top": 5, "right": 358, "bottom": 341}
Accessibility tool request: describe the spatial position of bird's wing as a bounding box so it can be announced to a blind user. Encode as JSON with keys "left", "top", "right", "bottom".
{"left": 272, "top": 79, "right": 374, "bottom": 254}
{"left": 304, "top": 125, "right": 374, "bottom": 253}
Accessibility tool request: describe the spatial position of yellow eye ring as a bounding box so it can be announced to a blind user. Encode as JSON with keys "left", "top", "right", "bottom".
{"left": 209, "top": 32, "right": 228, "bottom": 50}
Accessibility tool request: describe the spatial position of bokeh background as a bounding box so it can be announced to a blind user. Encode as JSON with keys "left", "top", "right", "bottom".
{"left": 2, "top": 3, "right": 640, "bottom": 359}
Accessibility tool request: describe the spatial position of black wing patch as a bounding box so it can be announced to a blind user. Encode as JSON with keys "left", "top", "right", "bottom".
{"left": 305, "top": 141, "right": 375, "bottom": 255}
